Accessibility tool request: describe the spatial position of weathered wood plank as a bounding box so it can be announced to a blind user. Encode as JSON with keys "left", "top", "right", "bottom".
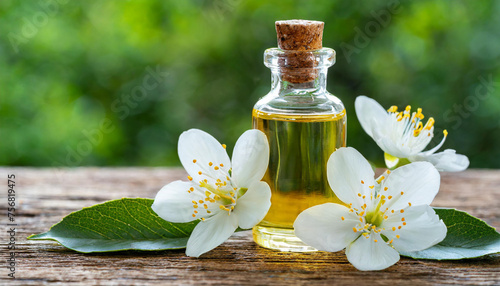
{"left": 1, "top": 168, "right": 499, "bottom": 285}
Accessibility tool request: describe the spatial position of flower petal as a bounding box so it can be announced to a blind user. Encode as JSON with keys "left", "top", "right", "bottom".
{"left": 233, "top": 181, "right": 272, "bottom": 229}
{"left": 294, "top": 203, "right": 361, "bottom": 252}
{"left": 345, "top": 231, "right": 400, "bottom": 271}
{"left": 354, "top": 95, "right": 389, "bottom": 138}
{"left": 372, "top": 132, "right": 416, "bottom": 158}
{"left": 178, "top": 129, "right": 231, "bottom": 183}
{"left": 381, "top": 205, "right": 447, "bottom": 252}
{"left": 380, "top": 161, "right": 440, "bottom": 211}
{"left": 185, "top": 210, "right": 238, "bottom": 257}
{"left": 409, "top": 149, "right": 470, "bottom": 172}
{"left": 152, "top": 181, "right": 204, "bottom": 223}
{"left": 231, "top": 129, "right": 270, "bottom": 188}
{"left": 327, "top": 147, "right": 375, "bottom": 209}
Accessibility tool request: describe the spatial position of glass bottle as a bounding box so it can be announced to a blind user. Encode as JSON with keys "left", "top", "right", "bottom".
{"left": 252, "top": 20, "right": 346, "bottom": 252}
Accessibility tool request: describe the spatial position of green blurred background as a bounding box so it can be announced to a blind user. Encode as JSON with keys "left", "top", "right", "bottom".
{"left": 1, "top": 0, "right": 499, "bottom": 168}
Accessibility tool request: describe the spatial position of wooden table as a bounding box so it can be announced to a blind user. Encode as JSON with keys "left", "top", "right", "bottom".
{"left": 1, "top": 167, "right": 499, "bottom": 285}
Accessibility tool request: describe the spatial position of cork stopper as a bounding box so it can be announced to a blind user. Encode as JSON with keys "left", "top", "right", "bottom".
{"left": 274, "top": 20, "right": 325, "bottom": 83}
{"left": 275, "top": 20, "right": 324, "bottom": 51}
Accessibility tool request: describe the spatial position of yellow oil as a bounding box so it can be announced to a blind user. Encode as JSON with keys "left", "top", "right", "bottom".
{"left": 252, "top": 109, "right": 346, "bottom": 251}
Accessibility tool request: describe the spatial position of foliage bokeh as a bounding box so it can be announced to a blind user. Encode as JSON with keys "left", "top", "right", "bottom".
{"left": 1, "top": 0, "right": 499, "bottom": 168}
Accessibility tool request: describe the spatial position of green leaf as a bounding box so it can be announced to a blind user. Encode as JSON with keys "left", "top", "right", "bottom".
{"left": 28, "top": 198, "right": 198, "bottom": 253}
{"left": 401, "top": 208, "right": 500, "bottom": 260}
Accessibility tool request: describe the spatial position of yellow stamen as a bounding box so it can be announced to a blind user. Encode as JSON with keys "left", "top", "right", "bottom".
{"left": 396, "top": 235, "right": 400, "bottom": 238}
{"left": 413, "top": 121, "right": 424, "bottom": 136}
{"left": 424, "top": 117, "right": 435, "bottom": 130}
{"left": 416, "top": 108, "right": 424, "bottom": 120}
{"left": 387, "top": 105, "right": 398, "bottom": 113}
{"left": 376, "top": 176, "right": 385, "bottom": 184}
{"left": 222, "top": 144, "right": 226, "bottom": 149}
{"left": 353, "top": 227, "right": 357, "bottom": 233}
{"left": 209, "top": 162, "right": 213, "bottom": 166}
{"left": 187, "top": 176, "right": 193, "bottom": 181}
{"left": 341, "top": 217, "right": 345, "bottom": 221}
{"left": 392, "top": 227, "right": 396, "bottom": 231}
{"left": 396, "top": 112, "right": 404, "bottom": 121}
{"left": 443, "top": 129, "right": 448, "bottom": 136}
{"left": 193, "top": 159, "right": 197, "bottom": 163}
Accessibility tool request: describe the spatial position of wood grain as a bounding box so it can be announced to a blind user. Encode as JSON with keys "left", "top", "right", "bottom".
{"left": 1, "top": 167, "right": 499, "bottom": 285}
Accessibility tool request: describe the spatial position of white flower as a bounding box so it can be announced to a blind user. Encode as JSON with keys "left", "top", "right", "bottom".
{"left": 355, "top": 95, "right": 469, "bottom": 172}
{"left": 294, "top": 147, "right": 447, "bottom": 271}
{"left": 152, "top": 129, "right": 271, "bottom": 257}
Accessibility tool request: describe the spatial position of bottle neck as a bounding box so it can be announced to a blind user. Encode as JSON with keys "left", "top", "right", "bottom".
{"left": 270, "top": 67, "right": 328, "bottom": 96}
{"left": 264, "top": 47, "right": 335, "bottom": 97}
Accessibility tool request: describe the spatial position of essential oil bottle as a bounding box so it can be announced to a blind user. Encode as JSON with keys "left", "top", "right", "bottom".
{"left": 252, "top": 20, "right": 346, "bottom": 252}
